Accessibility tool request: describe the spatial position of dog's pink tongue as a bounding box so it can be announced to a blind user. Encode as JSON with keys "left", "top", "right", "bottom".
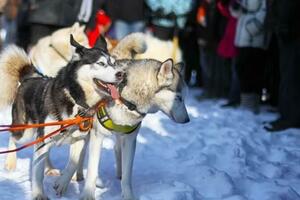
{"left": 107, "top": 84, "right": 120, "bottom": 100}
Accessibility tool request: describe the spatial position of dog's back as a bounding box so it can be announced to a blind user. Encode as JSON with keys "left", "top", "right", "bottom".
{"left": 30, "top": 23, "right": 88, "bottom": 77}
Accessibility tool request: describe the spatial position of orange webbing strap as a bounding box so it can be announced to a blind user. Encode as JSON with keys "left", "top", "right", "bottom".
{"left": 0, "top": 124, "right": 73, "bottom": 154}
{"left": 0, "top": 116, "right": 91, "bottom": 132}
{"left": 0, "top": 115, "right": 93, "bottom": 154}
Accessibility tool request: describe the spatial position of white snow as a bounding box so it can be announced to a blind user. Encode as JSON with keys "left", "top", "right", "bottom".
{"left": 0, "top": 89, "right": 300, "bottom": 200}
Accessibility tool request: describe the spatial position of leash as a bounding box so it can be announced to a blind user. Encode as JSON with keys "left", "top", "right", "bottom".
{"left": 0, "top": 114, "right": 94, "bottom": 155}
{"left": 49, "top": 43, "right": 69, "bottom": 63}
{"left": 0, "top": 123, "right": 74, "bottom": 154}
{"left": 0, "top": 115, "right": 93, "bottom": 132}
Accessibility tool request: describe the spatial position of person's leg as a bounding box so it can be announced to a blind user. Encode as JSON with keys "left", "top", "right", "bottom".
{"left": 179, "top": 28, "right": 201, "bottom": 86}
{"left": 2, "top": 16, "right": 17, "bottom": 47}
{"left": 267, "top": 38, "right": 300, "bottom": 131}
{"left": 214, "top": 55, "right": 230, "bottom": 98}
{"left": 237, "top": 47, "right": 262, "bottom": 113}
{"left": 130, "top": 21, "right": 145, "bottom": 33}
{"left": 198, "top": 47, "right": 212, "bottom": 99}
{"left": 114, "top": 20, "right": 130, "bottom": 40}
{"left": 222, "top": 58, "right": 240, "bottom": 107}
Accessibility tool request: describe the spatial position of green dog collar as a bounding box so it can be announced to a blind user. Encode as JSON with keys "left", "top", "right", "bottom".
{"left": 97, "top": 105, "right": 140, "bottom": 134}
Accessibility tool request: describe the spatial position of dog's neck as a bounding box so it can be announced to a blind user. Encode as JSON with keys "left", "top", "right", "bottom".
{"left": 106, "top": 102, "right": 145, "bottom": 126}
{"left": 55, "top": 61, "right": 92, "bottom": 109}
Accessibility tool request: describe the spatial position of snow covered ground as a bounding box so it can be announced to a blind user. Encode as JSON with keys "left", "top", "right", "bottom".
{"left": 0, "top": 89, "right": 300, "bottom": 200}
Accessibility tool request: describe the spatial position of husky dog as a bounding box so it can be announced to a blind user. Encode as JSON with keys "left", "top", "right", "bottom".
{"left": 29, "top": 22, "right": 89, "bottom": 77}
{"left": 54, "top": 54, "right": 190, "bottom": 199}
{"left": 0, "top": 35, "right": 125, "bottom": 200}
{"left": 136, "top": 33, "right": 182, "bottom": 63}
{"left": 31, "top": 29, "right": 182, "bottom": 78}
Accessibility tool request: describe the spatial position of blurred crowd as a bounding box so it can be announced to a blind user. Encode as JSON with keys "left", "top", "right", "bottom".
{"left": 0, "top": 0, "right": 299, "bottom": 132}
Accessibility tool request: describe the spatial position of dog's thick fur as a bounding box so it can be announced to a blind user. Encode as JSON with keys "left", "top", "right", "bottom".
{"left": 30, "top": 27, "right": 181, "bottom": 77}
{"left": 29, "top": 23, "right": 89, "bottom": 77}
{"left": 54, "top": 36, "right": 189, "bottom": 200}
{"left": 0, "top": 35, "right": 125, "bottom": 200}
{"left": 136, "top": 33, "right": 182, "bottom": 63}
{"left": 2, "top": 31, "right": 187, "bottom": 199}
{"left": 0, "top": 46, "right": 32, "bottom": 109}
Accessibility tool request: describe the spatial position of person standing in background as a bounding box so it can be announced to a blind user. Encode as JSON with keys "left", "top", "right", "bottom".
{"left": 265, "top": 0, "right": 300, "bottom": 131}
{"left": 1, "top": 0, "right": 20, "bottom": 48}
{"left": 27, "top": 0, "right": 88, "bottom": 47}
{"left": 217, "top": 0, "right": 240, "bottom": 107}
{"left": 232, "top": 0, "right": 270, "bottom": 114}
{"left": 196, "top": 0, "right": 230, "bottom": 99}
{"left": 178, "top": 1, "right": 202, "bottom": 87}
{"left": 106, "top": 0, "right": 145, "bottom": 40}
{"left": 146, "top": 0, "right": 194, "bottom": 40}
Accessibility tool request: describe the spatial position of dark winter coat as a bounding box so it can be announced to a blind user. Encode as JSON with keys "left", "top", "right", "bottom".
{"left": 106, "top": 0, "right": 145, "bottom": 22}
{"left": 28, "top": 0, "right": 83, "bottom": 26}
{"left": 274, "top": 0, "right": 300, "bottom": 42}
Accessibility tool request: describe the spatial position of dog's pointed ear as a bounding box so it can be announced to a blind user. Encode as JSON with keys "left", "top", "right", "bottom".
{"left": 79, "top": 24, "right": 86, "bottom": 32}
{"left": 174, "top": 62, "right": 185, "bottom": 75}
{"left": 157, "top": 59, "right": 174, "bottom": 86}
{"left": 94, "top": 34, "right": 108, "bottom": 51}
{"left": 70, "top": 34, "right": 86, "bottom": 58}
{"left": 71, "top": 22, "right": 80, "bottom": 32}
{"left": 70, "top": 34, "right": 85, "bottom": 51}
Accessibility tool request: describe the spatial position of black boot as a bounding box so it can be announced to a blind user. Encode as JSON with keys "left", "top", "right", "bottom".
{"left": 264, "top": 118, "right": 300, "bottom": 132}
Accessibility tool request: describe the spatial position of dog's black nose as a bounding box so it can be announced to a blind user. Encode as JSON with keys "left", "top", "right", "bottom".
{"left": 116, "top": 71, "right": 124, "bottom": 80}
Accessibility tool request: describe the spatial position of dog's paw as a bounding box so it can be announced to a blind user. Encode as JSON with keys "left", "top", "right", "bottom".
{"left": 71, "top": 172, "right": 84, "bottom": 182}
{"left": 123, "top": 196, "right": 139, "bottom": 200}
{"left": 79, "top": 191, "right": 95, "bottom": 200}
{"left": 4, "top": 155, "right": 17, "bottom": 171}
{"left": 32, "top": 194, "right": 49, "bottom": 200}
{"left": 96, "top": 177, "right": 105, "bottom": 188}
{"left": 53, "top": 177, "right": 69, "bottom": 197}
{"left": 45, "top": 168, "right": 60, "bottom": 176}
{"left": 122, "top": 192, "right": 137, "bottom": 200}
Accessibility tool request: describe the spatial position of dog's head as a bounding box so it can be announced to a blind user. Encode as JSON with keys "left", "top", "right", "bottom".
{"left": 118, "top": 58, "right": 189, "bottom": 123}
{"left": 70, "top": 35, "right": 124, "bottom": 98}
{"left": 153, "top": 59, "right": 189, "bottom": 123}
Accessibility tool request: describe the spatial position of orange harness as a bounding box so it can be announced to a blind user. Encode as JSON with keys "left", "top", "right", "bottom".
{"left": 0, "top": 100, "right": 108, "bottom": 154}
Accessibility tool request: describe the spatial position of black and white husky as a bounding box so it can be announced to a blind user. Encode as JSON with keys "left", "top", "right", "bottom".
{"left": 0, "top": 35, "right": 124, "bottom": 200}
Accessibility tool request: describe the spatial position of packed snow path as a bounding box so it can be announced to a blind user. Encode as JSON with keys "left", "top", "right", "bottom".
{"left": 0, "top": 89, "right": 300, "bottom": 200}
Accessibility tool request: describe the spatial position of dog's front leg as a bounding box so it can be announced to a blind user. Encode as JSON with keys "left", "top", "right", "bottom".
{"left": 5, "top": 136, "right": 17, "bottom": 171}
{"left": 32, "top": 142, "right": 51, "bottom": 200}
{"left": 54, "top": 136, "right": 86, "bottom": 196}
{"left": 45, "top": 147, "right": 60, "bottom": 176}
{"left": 115, "top": 135, "right": 122, "bottom": 179}
{"left": 76, "top": 138, "right": 88, "bottom": 182}
{"left": 80, "top": 130, "right": 104, "bottom": 200}
{"left": 120, "top": 130, "right": 139, "bottom": 200}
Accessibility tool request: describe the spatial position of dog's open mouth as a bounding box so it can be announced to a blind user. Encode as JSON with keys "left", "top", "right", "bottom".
{"left": 93, "top": 78, "right": 120, "bottom": 100}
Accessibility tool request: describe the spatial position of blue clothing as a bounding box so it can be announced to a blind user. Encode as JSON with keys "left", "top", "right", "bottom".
{"left": 114, "top": 20, "right": 145, "bottom": 40}
{"left": 146, "top": 0, "right": 194, "bottom": 29}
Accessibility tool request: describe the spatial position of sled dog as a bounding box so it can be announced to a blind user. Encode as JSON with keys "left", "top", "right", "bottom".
{"left": 0, "top": 35, "right": 124, "bottom": 200}
{"left": 31, "top": 27, "right": 182, "bottom": 78}
{"left": 29, "top": 22, "right": 89, "bottom": 77}
{"left": 54, "top": 36, "right": 189, "bottom": 199}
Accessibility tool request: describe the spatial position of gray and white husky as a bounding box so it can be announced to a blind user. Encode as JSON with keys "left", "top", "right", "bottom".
{"left": 54, "top": 37, "right": 190, "bottom": 199}
{"left": 0, "top": 35, "right": 124, "bottom": 200}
